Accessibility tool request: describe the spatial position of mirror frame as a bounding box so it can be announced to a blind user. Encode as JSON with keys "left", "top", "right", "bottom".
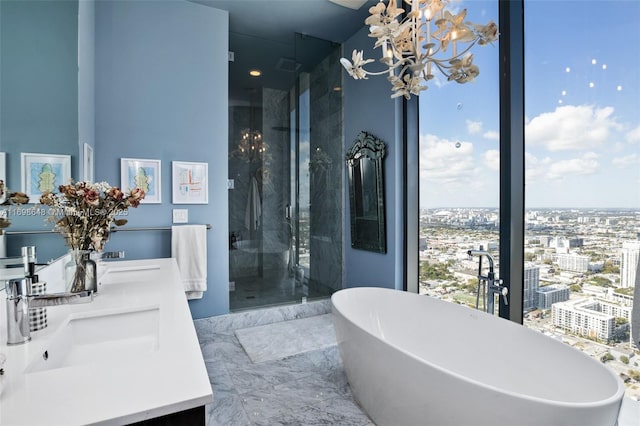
{"left": 346, "top": 131, "right": 386, "bottom": 253}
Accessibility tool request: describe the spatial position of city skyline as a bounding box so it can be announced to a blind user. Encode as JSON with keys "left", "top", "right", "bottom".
{"left": 418, "top": 1, "right": 640, "bottom": 210}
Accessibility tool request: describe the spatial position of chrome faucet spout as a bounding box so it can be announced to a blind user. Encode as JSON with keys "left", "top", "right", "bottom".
{"left": 92, "top": 251, "right": 125, "bottom": 261}
{"left": 28, "top": 290, "right": 94, "bottom": 309}
{"left": 467, "top": 249, "right": 495, "bottom": 274}
{"left": 4, "top": 257, "right": 95, "bottom": 345}
{"left": 467, "top": 249, "right": 507, "bottom": 315}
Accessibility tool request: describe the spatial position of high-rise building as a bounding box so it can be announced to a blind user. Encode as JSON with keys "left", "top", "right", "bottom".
{"left": 536, "top": 285, "right": 570, "bottom": 309}
{"left": 552, "top": 298, "right": 631, "bottom": 341}
{"left": 523, "top": 263, "right": 540, "bottom": 310}
{"left": 556, "top": 253, "right": 590, "bottom": 273}
{"left": 620, "top": 241, "right": 640, "bottom": 288}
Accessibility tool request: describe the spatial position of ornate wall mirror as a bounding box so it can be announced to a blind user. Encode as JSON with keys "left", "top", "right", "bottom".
{"left": 346, "top": 131, "right": 386, "bottom": 253}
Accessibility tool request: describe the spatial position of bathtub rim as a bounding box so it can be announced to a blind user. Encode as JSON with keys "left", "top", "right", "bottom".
{"left": 331, "top": 286, "right": 626, "bottom": 411}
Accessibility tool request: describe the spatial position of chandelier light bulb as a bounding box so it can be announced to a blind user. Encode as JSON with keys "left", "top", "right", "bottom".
{"left": 424, "top": 7, "right": 433, "bottom": 21}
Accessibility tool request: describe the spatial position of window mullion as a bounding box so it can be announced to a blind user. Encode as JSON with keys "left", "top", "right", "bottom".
{"left": 499, "top": 0, "right": 525, "bottom": 323}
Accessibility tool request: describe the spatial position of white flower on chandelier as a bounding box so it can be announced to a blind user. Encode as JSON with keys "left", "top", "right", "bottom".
{"left": 448, "top": 53, "right": 479, "bottom": 83}
{"left": 340, "top": 49, "right": 375, "bottom": 80}
{"left": 340, "top": 0, "right": 499, "bottom": 99}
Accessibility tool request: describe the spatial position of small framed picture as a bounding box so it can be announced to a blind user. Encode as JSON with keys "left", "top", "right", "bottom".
{"left": 120, "top": 158, "right": 162, "bottom": 204}
{"left": 172, "top": 161, "right": 208, "bottom": 204}
{"left": 21, "top": 152, "right": 72, "bottom": 201}
{"left": 82, "top": 143, "right": 94, "bottom": 182}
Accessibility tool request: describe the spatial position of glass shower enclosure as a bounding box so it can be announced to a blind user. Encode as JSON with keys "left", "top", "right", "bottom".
{"left": 228, "top": 33, "right": 343, "bottom": 311}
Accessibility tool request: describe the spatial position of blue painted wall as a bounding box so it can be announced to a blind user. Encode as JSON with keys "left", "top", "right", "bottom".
{"left": 342, "top": 27, "right": 404, "bottom": 291}
{"left": 78, "top": 0, "right": 95, "bottom": 179}
{"left": 94, "top": 0, "right": 229, "bottom": 318}
{"left": 0, "top": 0, "right": 78, "bottom": 173}
{"left": 1, "top": 0, "right": 397, "bottom": 317}
{"left": 0, "top": 0, "right": 80, "bottom": 261}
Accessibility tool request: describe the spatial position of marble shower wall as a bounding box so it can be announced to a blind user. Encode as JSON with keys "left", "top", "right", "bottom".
{"left": 308, "top": 48, "right": 343, "bottom": 292}
{"left": 262, "top": 88, "right": 292, "bottom": 257}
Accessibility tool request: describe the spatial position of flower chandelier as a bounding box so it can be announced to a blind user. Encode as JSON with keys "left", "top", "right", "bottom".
{"left": 340, "top": 0, "right": 498, "bottom": 99}
{"left": 235, "top": 129, "right": 266, "bottom": 163}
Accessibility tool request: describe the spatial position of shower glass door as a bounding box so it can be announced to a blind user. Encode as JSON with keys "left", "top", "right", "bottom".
{"left": 228, "top": 33, "right": 343, "bottom": 311}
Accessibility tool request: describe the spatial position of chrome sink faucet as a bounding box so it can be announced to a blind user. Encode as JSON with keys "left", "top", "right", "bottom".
{"left": 91, "top": 250, "right": 125, "bottom": 261}
{"left": 467, "top": 248, "right": 508, "bottom": 315}
{"left": 2, "top": 255, "right": 93, "bottom": 345}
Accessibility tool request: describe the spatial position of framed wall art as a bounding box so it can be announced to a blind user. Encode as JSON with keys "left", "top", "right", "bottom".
{"left": 21, "top": 152, "right": 72, "bottom": 200}
{"left": 172, "top": 161, "right": 208, "bottom": 204}
{"left": 120, "top": 158, "right": 162, "bottom": 204}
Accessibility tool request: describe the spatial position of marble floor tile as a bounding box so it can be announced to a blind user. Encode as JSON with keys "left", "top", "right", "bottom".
{"left": 196, "top": 309, "right": 373, "bottom": 426}
{"left": 225, "top": 351, "right": 319, "bottom": 395}
{"left": 207, "top": 392, "right": 252, "bottom": 426}
{"left": 200, "top": 333, "right": 251, "bottom": 365}
{"left": 195, "top": 299, "right": 331, "bottom": 334}
{"left": 235, "top": 314, "right": 336, "bottom": 363}
{"left": 205, "top": 361, "right": 236, "bottom": 395}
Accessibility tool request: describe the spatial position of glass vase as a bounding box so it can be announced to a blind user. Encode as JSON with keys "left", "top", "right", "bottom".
{"left": 65, "top": 249, "right": 97, "bottom": 294}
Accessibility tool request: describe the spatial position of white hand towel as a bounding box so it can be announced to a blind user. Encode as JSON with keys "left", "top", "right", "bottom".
{"left": 244, "top": 176, "right": 262, "bottom": 231}
{"left": 171, "top": 225, "right": 207, "bottom": 300}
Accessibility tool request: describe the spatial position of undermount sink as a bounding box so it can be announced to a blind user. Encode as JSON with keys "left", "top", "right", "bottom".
{"left": 98, "top": 264, "right": 162, "bottom": 285}
{"left": 25, "top": 306, "right": 160, "bottom": 374}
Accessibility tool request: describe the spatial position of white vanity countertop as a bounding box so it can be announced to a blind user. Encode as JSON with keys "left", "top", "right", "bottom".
{"left": 0, "top": 258, "right": 213, "bottom": 425}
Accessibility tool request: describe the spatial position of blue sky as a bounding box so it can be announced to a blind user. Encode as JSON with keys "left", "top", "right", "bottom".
{"left": 418, "top": 0, "right": 640, "bottom": 209}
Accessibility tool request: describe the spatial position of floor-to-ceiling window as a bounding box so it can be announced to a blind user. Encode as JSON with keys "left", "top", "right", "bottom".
{"left": 418, "top": 1, "right": 501, "bottom": 314}
{"left": 522, "top": 0, "right": 640, "bottom": 400}
{"left": 418, "top": 0, "right": 640, "bottom": 400}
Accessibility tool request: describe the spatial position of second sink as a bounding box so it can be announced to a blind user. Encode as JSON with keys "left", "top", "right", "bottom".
{"left": 25, "top": 306, "right": 160, "bottom": 374}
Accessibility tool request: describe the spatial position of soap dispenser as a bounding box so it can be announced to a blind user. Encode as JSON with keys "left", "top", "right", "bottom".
{"left": 21, "top": 246, "right": 47, "bottom": 332}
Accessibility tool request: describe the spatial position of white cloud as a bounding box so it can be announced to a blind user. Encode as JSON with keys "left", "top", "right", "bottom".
{"left": 484, "top": 149, "right": 500, "bottom": 171}
{"left": 612, "top": 142, "right": 626, "bottom": 153}
{"left": 466, "top": 120, "right": 483, "bottom": 135}
{"left": 419, "top": 134, "right": 477, "bottom": 185}
{"left": 526, "top": 152, "right": 599, "bottom": 182}
{"left": 525, "top": 105, "right": 620, "bottom": 151}
{"left": 525, "top": 153, "right": 551, "bottom": 183}
{"left": 419, "top": 134, "right": 501, "bottom": 207}
{"left": 483, "top": 130, "right": 499, "bottom": 140}
{"left": 626, "top": 124, "right": 640, "bottom": 144}
{"left": 547, "top": 152, "right": 599, "bottom": 180}
{"left": 612, "top": 153, "right": 640, "bottom": 168}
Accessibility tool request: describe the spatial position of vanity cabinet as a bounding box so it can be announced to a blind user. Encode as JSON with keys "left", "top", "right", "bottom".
{"left": 0, "top": 258, "right": 212, "bottom": 425}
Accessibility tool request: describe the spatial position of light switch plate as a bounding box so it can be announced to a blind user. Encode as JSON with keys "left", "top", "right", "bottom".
{"left": 172, "top": 209, "right": 189, "bottom": 224}
{"left": 228, "top": 179, "right": 234, "bottom": 189}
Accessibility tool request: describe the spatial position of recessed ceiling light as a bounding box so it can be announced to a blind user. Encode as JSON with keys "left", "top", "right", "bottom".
{"left": 249, "top": 69, "right": 262, "bottom": 77}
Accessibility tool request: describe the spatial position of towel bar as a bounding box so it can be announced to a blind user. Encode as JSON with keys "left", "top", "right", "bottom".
{"left": 6, "top": 224, "right": 212, "bottom": 235}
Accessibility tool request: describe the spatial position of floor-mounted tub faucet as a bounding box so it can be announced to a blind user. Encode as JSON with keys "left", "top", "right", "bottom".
{"left": 467, "top": 248, "right": 508, "bottom": 315}
{"left": 2, "top": 255, "right": 93, "bottom": 345}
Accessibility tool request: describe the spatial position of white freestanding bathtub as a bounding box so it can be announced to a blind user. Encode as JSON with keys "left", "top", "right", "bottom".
{"left": 331, "top": 287, "right": 625, "bottom": 426}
